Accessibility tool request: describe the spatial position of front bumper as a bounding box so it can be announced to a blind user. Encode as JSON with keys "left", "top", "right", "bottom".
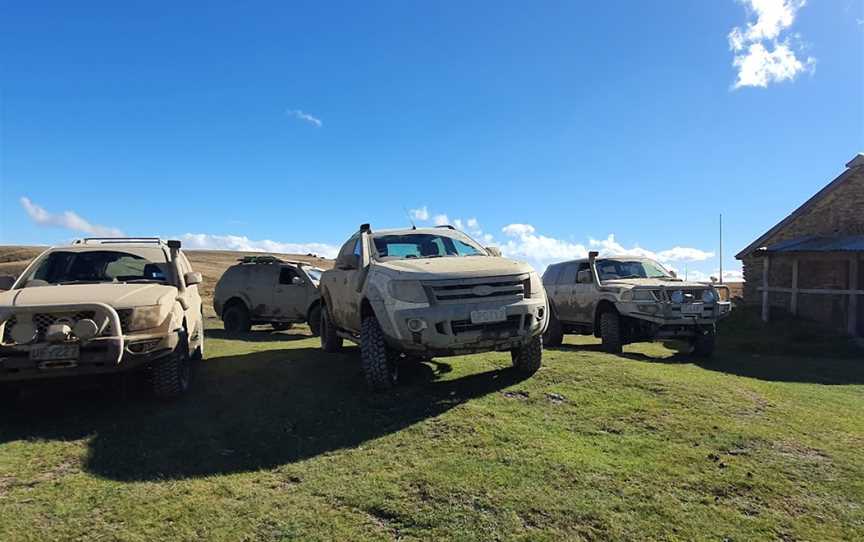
{"left": 0, "top": 302, "right": 179, "bottom": 383}
{"left": 378, "top": 297, "right": 548, "bottom": 356}
{"left": 615, "top": 300, "right": 732, "bottom": 339}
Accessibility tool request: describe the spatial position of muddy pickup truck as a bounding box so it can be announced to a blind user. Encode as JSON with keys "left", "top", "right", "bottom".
{"left": 214, "top": 256, "right": 323, "bottom": 336}
{"left": 0, "top": 238, "right": 204, "bottom": 400}
{"left": 542, "top": 252, "right": 731, "bottom": 356}
{"left": 318, "top": 224, "right": 548, "bottom": 390}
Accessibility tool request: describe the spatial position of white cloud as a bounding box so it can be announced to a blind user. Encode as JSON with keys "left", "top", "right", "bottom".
{"left": 20, "top": 197, "right": 125, "bottom": 237}
{"left": 655, "top": 246, "right": 715, "bottom": 262}
{"left": 433, "top": 214, "right": 450, "bottom": 226}
{"left": 286, "top": 109, "right": 323, "bottom": 127}
{"left": 728, "top": 0, "right": 814, "bottom": 88}
{"left": 178, "top": 233, "right": 338, "bottom": 259}
{"left": 409, "top": 206, "right": 429, "bottom": 221}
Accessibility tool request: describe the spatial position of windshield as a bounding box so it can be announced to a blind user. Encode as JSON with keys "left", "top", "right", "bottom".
{"left": 596, "top": 259, "right": 673, "bottom": 281}
{"left": 304, "top": 267, "right": 323, "bottom": 282}
{"left": 22, "top": 250, "right": 171, "bottom": 286}
{"left": 372, "top": 233, "right": 485, "bottom": 260}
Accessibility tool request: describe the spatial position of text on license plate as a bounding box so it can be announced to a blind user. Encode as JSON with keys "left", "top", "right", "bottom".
{"left": 681, "top": 303, "right": 704, "bottom": 314}
{"left": 470, "top": 308, "right": 507, "bottom": 324}
{"left": 30, "top": 344, "right": 79, "bottom": 361}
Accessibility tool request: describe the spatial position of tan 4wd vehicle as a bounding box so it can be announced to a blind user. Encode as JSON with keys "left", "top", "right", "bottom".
{"left": 319, "top": 224, "right": 548, "bottom": 390}
{"left": 0, "top": 238, "right": 204, "bottom": 400}
{"left": 542, "top": 252, "right": 731, "bottom": 356}
{"left": 214, "top": 256, "right": 323, "bottom": 335}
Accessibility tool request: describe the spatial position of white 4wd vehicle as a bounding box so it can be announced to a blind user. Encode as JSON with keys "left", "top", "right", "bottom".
{"left": 0, "top": 238, "right": 204, "bottom": 400}
{"left": 542, "top": 252, "right": 731, "bottom": 356}
{"left": 319, "top": 224, "right": 548, "bottom": 391}
{"left": 214, "top": 256, "right": 323, "bottom": 335}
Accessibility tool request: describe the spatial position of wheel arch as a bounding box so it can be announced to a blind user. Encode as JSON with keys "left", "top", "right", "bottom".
{"left": 594, "top": 299, "right": 618, "bottom": 337}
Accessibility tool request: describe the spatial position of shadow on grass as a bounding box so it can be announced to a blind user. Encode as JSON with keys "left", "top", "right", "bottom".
{"left": 549, "top": 341, "right": 864, "bottom": 385}
{"left": 0, "top": 347, "right": 526, "bottom": 481}
{"left": 204, "top": 328, "right": 313, "bottom": 342}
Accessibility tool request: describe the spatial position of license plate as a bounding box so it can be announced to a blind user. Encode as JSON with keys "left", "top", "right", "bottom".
{"left": 681, "top": 303, "right": 704, "bottom": 314}
{"left": 470, "top": 308, "right": 507, "bottom": 324}
{"left": 29, "top": 344, "right": 79, "bottom": 361}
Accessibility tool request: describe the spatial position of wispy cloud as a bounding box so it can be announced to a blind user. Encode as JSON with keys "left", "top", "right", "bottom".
{"left": 286, "top": 109, "right": 323, "bottom": 127}
{"left": 409, "top": 206, "right": 429, "bottom": 221}
{"left": 20, "top": 197, "right": 124, "bottom": 237}
{"left": 728, "top": 0, "right": 814, "bottom": 88}
{"left": 177, "top": 233, "right": 338, "bottom": 259}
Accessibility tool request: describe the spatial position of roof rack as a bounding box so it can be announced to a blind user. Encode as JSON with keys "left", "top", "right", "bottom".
{"left": 435, "top": 225, "right": 456, "bottom": 230}
{"left": 74, "top": 237, "right": 169, "bottom": 245}
{"left": 237, "top": 255, "right": 284, "bottom": 264}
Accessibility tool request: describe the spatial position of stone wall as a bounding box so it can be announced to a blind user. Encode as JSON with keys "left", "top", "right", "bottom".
{"left": 740, "top": 166, "right": 864, "bottom": 306}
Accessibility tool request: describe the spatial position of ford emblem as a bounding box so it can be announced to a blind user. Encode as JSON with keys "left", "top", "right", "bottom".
{"left": 472, "top": 285, "right": 494, "bottom": 296}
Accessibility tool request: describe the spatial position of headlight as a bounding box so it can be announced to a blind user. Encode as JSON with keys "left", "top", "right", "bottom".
{"left": 524, "top": 272, "right": 544, "bottom": 299}
{"left": 633, "top": 289, "right": 659, "bottom": 301}
{"left": 702, "top": 289, "right": 717, "bottom": 303}
{"left": 126, "top": 305, "right": 166, "bottom": 332}
{"left": 388, "top": 280, "right": 428, "bottom": 303}
{"left": 670, "top": 290, "right": 684, "bottom": 304}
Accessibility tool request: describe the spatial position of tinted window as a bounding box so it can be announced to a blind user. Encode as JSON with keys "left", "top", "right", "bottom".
{"left": 279, "top": 267, "right": 299, "bottom": 285}
{"left": 558, "top": 263, "right": 579, "bottom": 285}
{"left": 543, "top": 265, "right": 561, "bottom": 285}
{"left": 372, "top": 233, "right": 484, "bottom": 260}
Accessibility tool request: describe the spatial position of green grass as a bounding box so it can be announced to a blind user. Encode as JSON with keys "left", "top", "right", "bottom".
{"left": 1, "top": 321, "right": 862, "bottom": 541}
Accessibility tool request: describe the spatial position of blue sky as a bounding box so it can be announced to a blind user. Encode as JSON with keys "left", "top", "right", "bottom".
{"left": 1, "top": 0, "right": 862, "bottom": 280}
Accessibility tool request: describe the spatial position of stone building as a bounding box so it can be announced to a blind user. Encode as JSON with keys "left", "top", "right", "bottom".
{"left": 736, "top": 154, "right": 864, "bottom": 337}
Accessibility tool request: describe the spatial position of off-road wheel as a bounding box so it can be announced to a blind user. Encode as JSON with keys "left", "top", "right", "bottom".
{"left": 272, "top": 322, "right": 293, "bottom": 331}
{"left": 152, "top": 329, "right": 194, "bottom": 399}
{"left": 320, "top": 304, "right": 343, "bottom": 352}
{"left": 307, "top": 304, "right": 322, "bottom": 337}
{"left": 543, "top": 310, "right": 564, "bottom": 347}
{"left": 361, "top": 315, "right": 398, "bottom": 391}
{"left": 511, "top": 334, "right": 543, "bottom": 374}
{"left": 223, "top": 303, "right": 251, "bottom": 335}
{"left": 692, "top": 329, "right": 716, "bottom": 357}
{"left": 600, "top": 311, "right": 623, "bottom": 354}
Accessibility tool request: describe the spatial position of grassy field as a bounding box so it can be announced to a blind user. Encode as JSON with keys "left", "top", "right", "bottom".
{"left": 0, "top": 315, "right": 861, "bottom": 541}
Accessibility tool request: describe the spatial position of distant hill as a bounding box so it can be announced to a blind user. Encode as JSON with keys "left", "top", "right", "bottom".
{"left": 0, "top": 246, "right": 333, "bottom": 317}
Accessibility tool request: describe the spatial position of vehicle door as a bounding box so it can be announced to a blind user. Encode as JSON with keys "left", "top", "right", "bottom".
{"left": 571, "top": 262, "right": 596, "bottom": 323}
{"left": 176, "top": 252, "right": 204, "bottom": 339}
{"left": 554, "top": 262, "right": 579, "bottom": 323}
{"left": 245, "top": 264, "right": 279, "bottom": 319}
{"left": 271, "top": 266, "right": 307, "bottom": 320}
{"left": 328, "top": 235, "right": 362, "bottom": 331}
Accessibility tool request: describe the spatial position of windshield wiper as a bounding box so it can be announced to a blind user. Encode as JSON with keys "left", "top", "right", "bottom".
{"left": 122, "top": 278, "right": 166, "bottom": 283}
{"left": 57, "top": 280, "right": 106, "bottom": 285}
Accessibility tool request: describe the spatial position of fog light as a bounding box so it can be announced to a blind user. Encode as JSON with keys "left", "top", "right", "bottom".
{"left": 406, "top": 318, "right": 427, "bottom": 332}
{"left": 638, "top": 304, "right": 659, "bottom": 315}
{"left": 10, "top": 321, "right": 38, "bottom": 344}
{"left": 73, "top": 318, "right": 99, "bottom": 341}
{"left": 128, "top": 339, "right": 161, "bottom": 353}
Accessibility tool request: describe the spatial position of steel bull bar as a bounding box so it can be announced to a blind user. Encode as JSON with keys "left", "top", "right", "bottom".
{"left": 0, "top": 302, "right": 125, "bottom": 365}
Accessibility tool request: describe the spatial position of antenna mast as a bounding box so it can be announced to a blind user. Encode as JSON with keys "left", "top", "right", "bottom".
{"left": 719, "top": 213, "right": 723, "bottom": 285}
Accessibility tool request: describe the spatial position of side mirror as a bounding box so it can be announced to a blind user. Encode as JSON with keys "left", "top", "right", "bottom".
{"left": 577, "top": 270, "right": 592, "bottom": 284}
{"left": 184, "top": 272, "right": 203, "bottom": 287}
{"left": 337, "top": 254, "right": 360, "bottom": 270}
{"left": 0, "top": 276, "right": 15, "bottom": 291}
{"left": 669, "top": 270, "right": 677, "bottom": 278}
{"left": 291, "top": 276, "right": 303, "bottom": 286}
{"left": 485, "top": 246, "right": 502, "bottom": 257}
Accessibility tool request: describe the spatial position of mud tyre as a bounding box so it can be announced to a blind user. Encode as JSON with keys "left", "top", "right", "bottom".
{"left": 272, "top": 322, "right": 293, "bottom": 331}
{"left": 600, "top": 311, "right": 623, "bottom": 354}
{"left": 361, "top": 315, "right": 398, "bottom": 391}
{"left": 543, "top": 310, "right": 564, "bottom": 347}
{"left": 692, "top": 329, "right": 716, "bottom": 358}
{"left": 511, "top": 334, "right": 543, "bottom": 374}
{"left": 307, "top": 304, "right": 322, "bottom": 337}
{"left": 152, "top": 330, "right": 194, "bottom": 399}
{"left": 223, "top": 303, "right": 251, "bottom": 335}
{"left": 320, "top": 304, "right": 343, "bottom": 353}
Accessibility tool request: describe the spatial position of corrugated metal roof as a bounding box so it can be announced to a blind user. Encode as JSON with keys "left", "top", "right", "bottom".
{"left": 763, "top": 235, "right": 864, "bottom": 253}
